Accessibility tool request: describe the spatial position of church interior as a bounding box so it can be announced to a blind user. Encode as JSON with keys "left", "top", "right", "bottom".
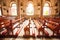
{"left": 0, "top": 0, "right": 60, "bottom": 40}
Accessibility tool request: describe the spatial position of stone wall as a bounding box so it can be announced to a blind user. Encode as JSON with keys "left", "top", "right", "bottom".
{"left": 0, "top": 0, "right": 59, "bottom": 17}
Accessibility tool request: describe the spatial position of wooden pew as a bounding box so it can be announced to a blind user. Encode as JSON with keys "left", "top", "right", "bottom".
{"left": 11, "top": 17, "right": 26, "bottom": 36}
{"left": 23, "top": 20, "right": 30, "bottom": 37}
{"left": 34, "top": 20, "right": 49, "bottom": 36}
{"left": 45, "top": 18, "right": 60, "bottom": 35}
{"left": 24, "top": 25, "right": 30, "bottom": 37}
{"left": 0, "top": 16, "right": 25, "bottom": 36}
{"left": 0, "top": 17, "right": 10, "bottom": 35}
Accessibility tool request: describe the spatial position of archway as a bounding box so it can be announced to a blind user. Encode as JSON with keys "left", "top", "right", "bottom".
{"left": 26, "top": 2, "right": 34, "bottom": 16}
{"left": 0, "top": 8, "right": 2, "bottom": 16}
{"left": 10, "top": 2, "right": 17, "bottom": 16}
{"left": 43, "top": 2, "right": 51, "bottom": 16}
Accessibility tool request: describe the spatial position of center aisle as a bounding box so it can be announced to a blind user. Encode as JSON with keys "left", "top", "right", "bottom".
{"left": 18, "top": 19, "right": 38, "bottom": 37}
{"left": 18, "top": 19, "right": 29, "bottom": 36}
{"left": 30, "top": 20, "right": 38, "bottom": 36}
{"left": 16, "top": 19, "right": 53, "bottom": 37}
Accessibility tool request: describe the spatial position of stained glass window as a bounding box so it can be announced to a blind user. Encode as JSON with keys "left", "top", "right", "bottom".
{"left": 43, "top": 3, "right": 50, "bottom": 16}
{"left": 11, "top": 3, "right": 17, "bottom": 16}
{"left": 26, "top": 3, "right": 34, "bottom": 16}
{"left": 0, "top": 8, "right": 2, "bottom": 16}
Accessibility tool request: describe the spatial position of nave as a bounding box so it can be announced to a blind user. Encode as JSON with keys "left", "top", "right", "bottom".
{"left": 0, "top": 0, "right": 60, "bottom": 40}
{"left": 19, "top": 18, "right": 53, "bottom": 37}
{"left": 0, "top": 17, "right": 60, "bottom": 38}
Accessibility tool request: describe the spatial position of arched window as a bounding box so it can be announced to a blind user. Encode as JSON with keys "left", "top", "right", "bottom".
{"left": 43, "top": 2, "right": 51, "bottom": 16}
{"left": 0, "top": 8, "right": 2, "bottom": 16}
{"left": 11, "top": 3, "right": 17, "bottom": 16}
{"left": 26, "top": 3, "right": 34, "bottom": 16}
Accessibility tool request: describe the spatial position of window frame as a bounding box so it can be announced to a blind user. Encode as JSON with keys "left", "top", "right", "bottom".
{"left": 26, "top": 2, "right": 34, "bottom": 16}
{"left": 43, "top": 2, "right": 51, "bottom": 16}
{"left": 0, "top": 7, "right": 2, "bottom": 16}
{"left": 10, "top": 2, "right": 17, "bottom": 17}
